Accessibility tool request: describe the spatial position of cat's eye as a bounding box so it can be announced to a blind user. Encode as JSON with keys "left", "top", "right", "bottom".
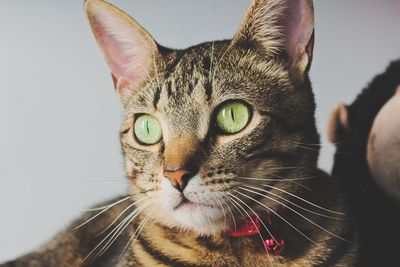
{"left": 215, "top": 101, "right": 251, "bottom": 134}
{"left": 134, "top": 114, "right": 163, "bottom": 145}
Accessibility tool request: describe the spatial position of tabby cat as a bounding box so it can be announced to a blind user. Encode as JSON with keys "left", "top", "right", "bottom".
{"left": 0, "top": 0, "right": 358, "bottom": 266}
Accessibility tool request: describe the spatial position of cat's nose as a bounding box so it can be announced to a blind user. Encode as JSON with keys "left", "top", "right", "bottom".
{"left": 163, "top": 168, "right": 194, "bottom": 192}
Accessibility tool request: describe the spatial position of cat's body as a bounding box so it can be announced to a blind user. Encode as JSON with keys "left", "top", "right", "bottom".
{"left": 2, "top": 171, "right": 357, "bottom": 267}
{"left": 1, "top": 0, "right": 359, "bottom": 266}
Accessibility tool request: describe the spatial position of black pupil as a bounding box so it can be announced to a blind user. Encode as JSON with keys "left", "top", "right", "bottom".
{"left": 145, "top": 120, "right": 150, "bottom": 134}
{"left": 229, "top": 108, "right": 235, "bottom": 122}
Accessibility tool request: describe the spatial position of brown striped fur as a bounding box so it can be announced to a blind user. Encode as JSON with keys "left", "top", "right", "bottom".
{"left": 1, "top": 0, "right": 359, "bottom": 266}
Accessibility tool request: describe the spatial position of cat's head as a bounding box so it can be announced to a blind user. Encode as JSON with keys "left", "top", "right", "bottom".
{"left": 85, "top": 0, "right": 317, "bottom": 235}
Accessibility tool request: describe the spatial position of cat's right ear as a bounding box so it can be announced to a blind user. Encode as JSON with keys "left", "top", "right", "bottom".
{"left": 85, "top": 0, "right": 158, "bottom": 103}
{"left": 232, "top": 0, "right": 314, "bottom": 81}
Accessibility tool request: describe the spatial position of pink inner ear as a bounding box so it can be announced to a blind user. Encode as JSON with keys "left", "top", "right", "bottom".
{"left": 88, "top": 9, "right": 156, "bottom": 93}
{"left": 283, "top": 0, "right": 314, "bottom": 70}
{"left": 92, "top": 17, "right": 135, "bottom": 80}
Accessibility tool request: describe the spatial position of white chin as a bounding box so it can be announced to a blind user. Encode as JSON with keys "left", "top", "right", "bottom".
{"left": 172, "top": 202, "right": 227, "bottom": 235}
{"left": 156, "top": 176, "right": 229, "bottom": 235}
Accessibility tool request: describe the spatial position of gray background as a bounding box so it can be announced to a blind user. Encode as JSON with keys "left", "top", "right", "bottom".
{"left": 0, "top": 0, "right": 399, "bottom": 261}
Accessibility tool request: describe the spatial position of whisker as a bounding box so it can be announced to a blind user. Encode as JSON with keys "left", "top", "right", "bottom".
{"left": 96, "top": 197, "right": 150, "bottom": 236}
{"left": 225, "top": 195, "right": 245, "bottom": 218}
{"left": 65, "top": 170, "right": 127, "bottom": 182}
{"left": 236, "top": 174, "right": 316, "bottom": 194}
{"left": 82, "top": 200, "right": 130, "bottom": 212}
{"left": 240, "top": 185, "right": 345, "bottom": 220}
{"left": 256, "top": 166, "right": 303, "bottom": 171}
{"left": 238, "top": 187, "right": 348, "bottom": 242}
{"left": 294, "top": 144, "right": 320, "bottom": 152}
{"left": 68, "top": 177, "right": 127, "bottom": 182}
{"left": 220, "top": 194, "right": 237, "bottom": 230}
{"left": 208, "top": 199, "right": 218, "bottom": 234}
{"left": 140, "top": 188, "right": 156, "bottom": 194}
{"left": 73, "top": 196, "right": 131, "bottom": 230}
{"left": 262, "top": 184, "right": 346, "bottom": 216}
{"left": 228, "top": 192, "right": 278, "bottom": 244}
{"left": 294, "top": 141, "right": 338, "bottom": 147}
{"left": 120, "top": 207, "right": 156, "bottom": 258}
{"left": 234, "top": 188, "right": 320, "bottom": 247}
{"left": 96, "top": 200, "right": 151, "bottom": 257}
{"left": 215, "top": 197, "right": 228, "bottom": 228}
{"left": 236, "top": 176, "right": 315, "bottom": 182}
{"left": 226, "top": 193, "right": 274, "bottom": 266}
{"left": 270, "top": 173, "right": 316, "bottom": 181}
{"left": 291, "top": 180, "right": 315, "bottom": 194}
{"left": 205, "top": 205, "right": 215, "bottom": 234}
{"left": 82, "top": 200, "right": 151, "bottom": 262}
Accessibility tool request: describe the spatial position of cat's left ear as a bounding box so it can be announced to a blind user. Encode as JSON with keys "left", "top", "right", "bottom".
{"left": 232, "top": 0, "right": 314, "bottom": 80}
{"left": 85, "top": 0, "right": 158, "bottom": 103}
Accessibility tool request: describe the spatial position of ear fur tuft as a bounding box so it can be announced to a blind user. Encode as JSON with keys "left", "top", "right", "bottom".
{"left": 232, "top": 0, "right": 315, "bottom": 78}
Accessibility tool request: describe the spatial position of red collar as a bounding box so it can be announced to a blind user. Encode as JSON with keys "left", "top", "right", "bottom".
{"left": 227, "top": 217, "right": 285, "bottom": 256}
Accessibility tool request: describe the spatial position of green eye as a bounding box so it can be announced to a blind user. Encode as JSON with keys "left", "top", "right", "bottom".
{"left": 134, "top": 114, "right": 162, "bottom": 145}
{"left": 216, "top": 101, "right": 251, "bottom": 134}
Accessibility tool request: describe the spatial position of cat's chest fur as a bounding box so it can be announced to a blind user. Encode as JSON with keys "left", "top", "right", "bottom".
{"left": 85, "top": 172, "right": 357, "bottom": 267}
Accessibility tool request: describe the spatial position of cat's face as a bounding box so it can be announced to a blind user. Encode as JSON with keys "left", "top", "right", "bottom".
{"left": 86, "top": 0, "right": 317, "bottom": 235}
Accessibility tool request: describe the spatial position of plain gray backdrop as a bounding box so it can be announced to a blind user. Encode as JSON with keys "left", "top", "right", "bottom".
{"left": 1, "top": 0, "right": 399, "bottom": 262}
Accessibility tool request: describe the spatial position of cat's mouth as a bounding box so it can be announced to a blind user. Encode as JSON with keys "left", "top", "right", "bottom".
{"left": 173, "top": 196, "right": 215, "bottom": 211}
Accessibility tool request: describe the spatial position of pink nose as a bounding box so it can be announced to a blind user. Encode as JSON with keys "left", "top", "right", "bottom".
{"left": 163, "top": 169, "right": 193, "bottom": 192}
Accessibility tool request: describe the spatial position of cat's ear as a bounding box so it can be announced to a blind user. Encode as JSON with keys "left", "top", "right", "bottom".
{"left": 85, "top": 0, "right": 158, "bottom": 102}
{"left": 232, "top": 0, "right": 314, "bottom": 79}
{"left": 327, "top": 103, "right": 349, "bottom": 145}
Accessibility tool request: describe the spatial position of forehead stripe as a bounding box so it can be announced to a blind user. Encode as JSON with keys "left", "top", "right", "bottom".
{"left": 153, "top": 87, "right": 161, "bottom": 109}
{"left": 204, "top": 80, "right": 213, "bottom": 101}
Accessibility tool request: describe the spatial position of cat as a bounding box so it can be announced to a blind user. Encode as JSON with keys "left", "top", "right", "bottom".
{"left": 0, "top": 0, "right": 358, "bottom": 266}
